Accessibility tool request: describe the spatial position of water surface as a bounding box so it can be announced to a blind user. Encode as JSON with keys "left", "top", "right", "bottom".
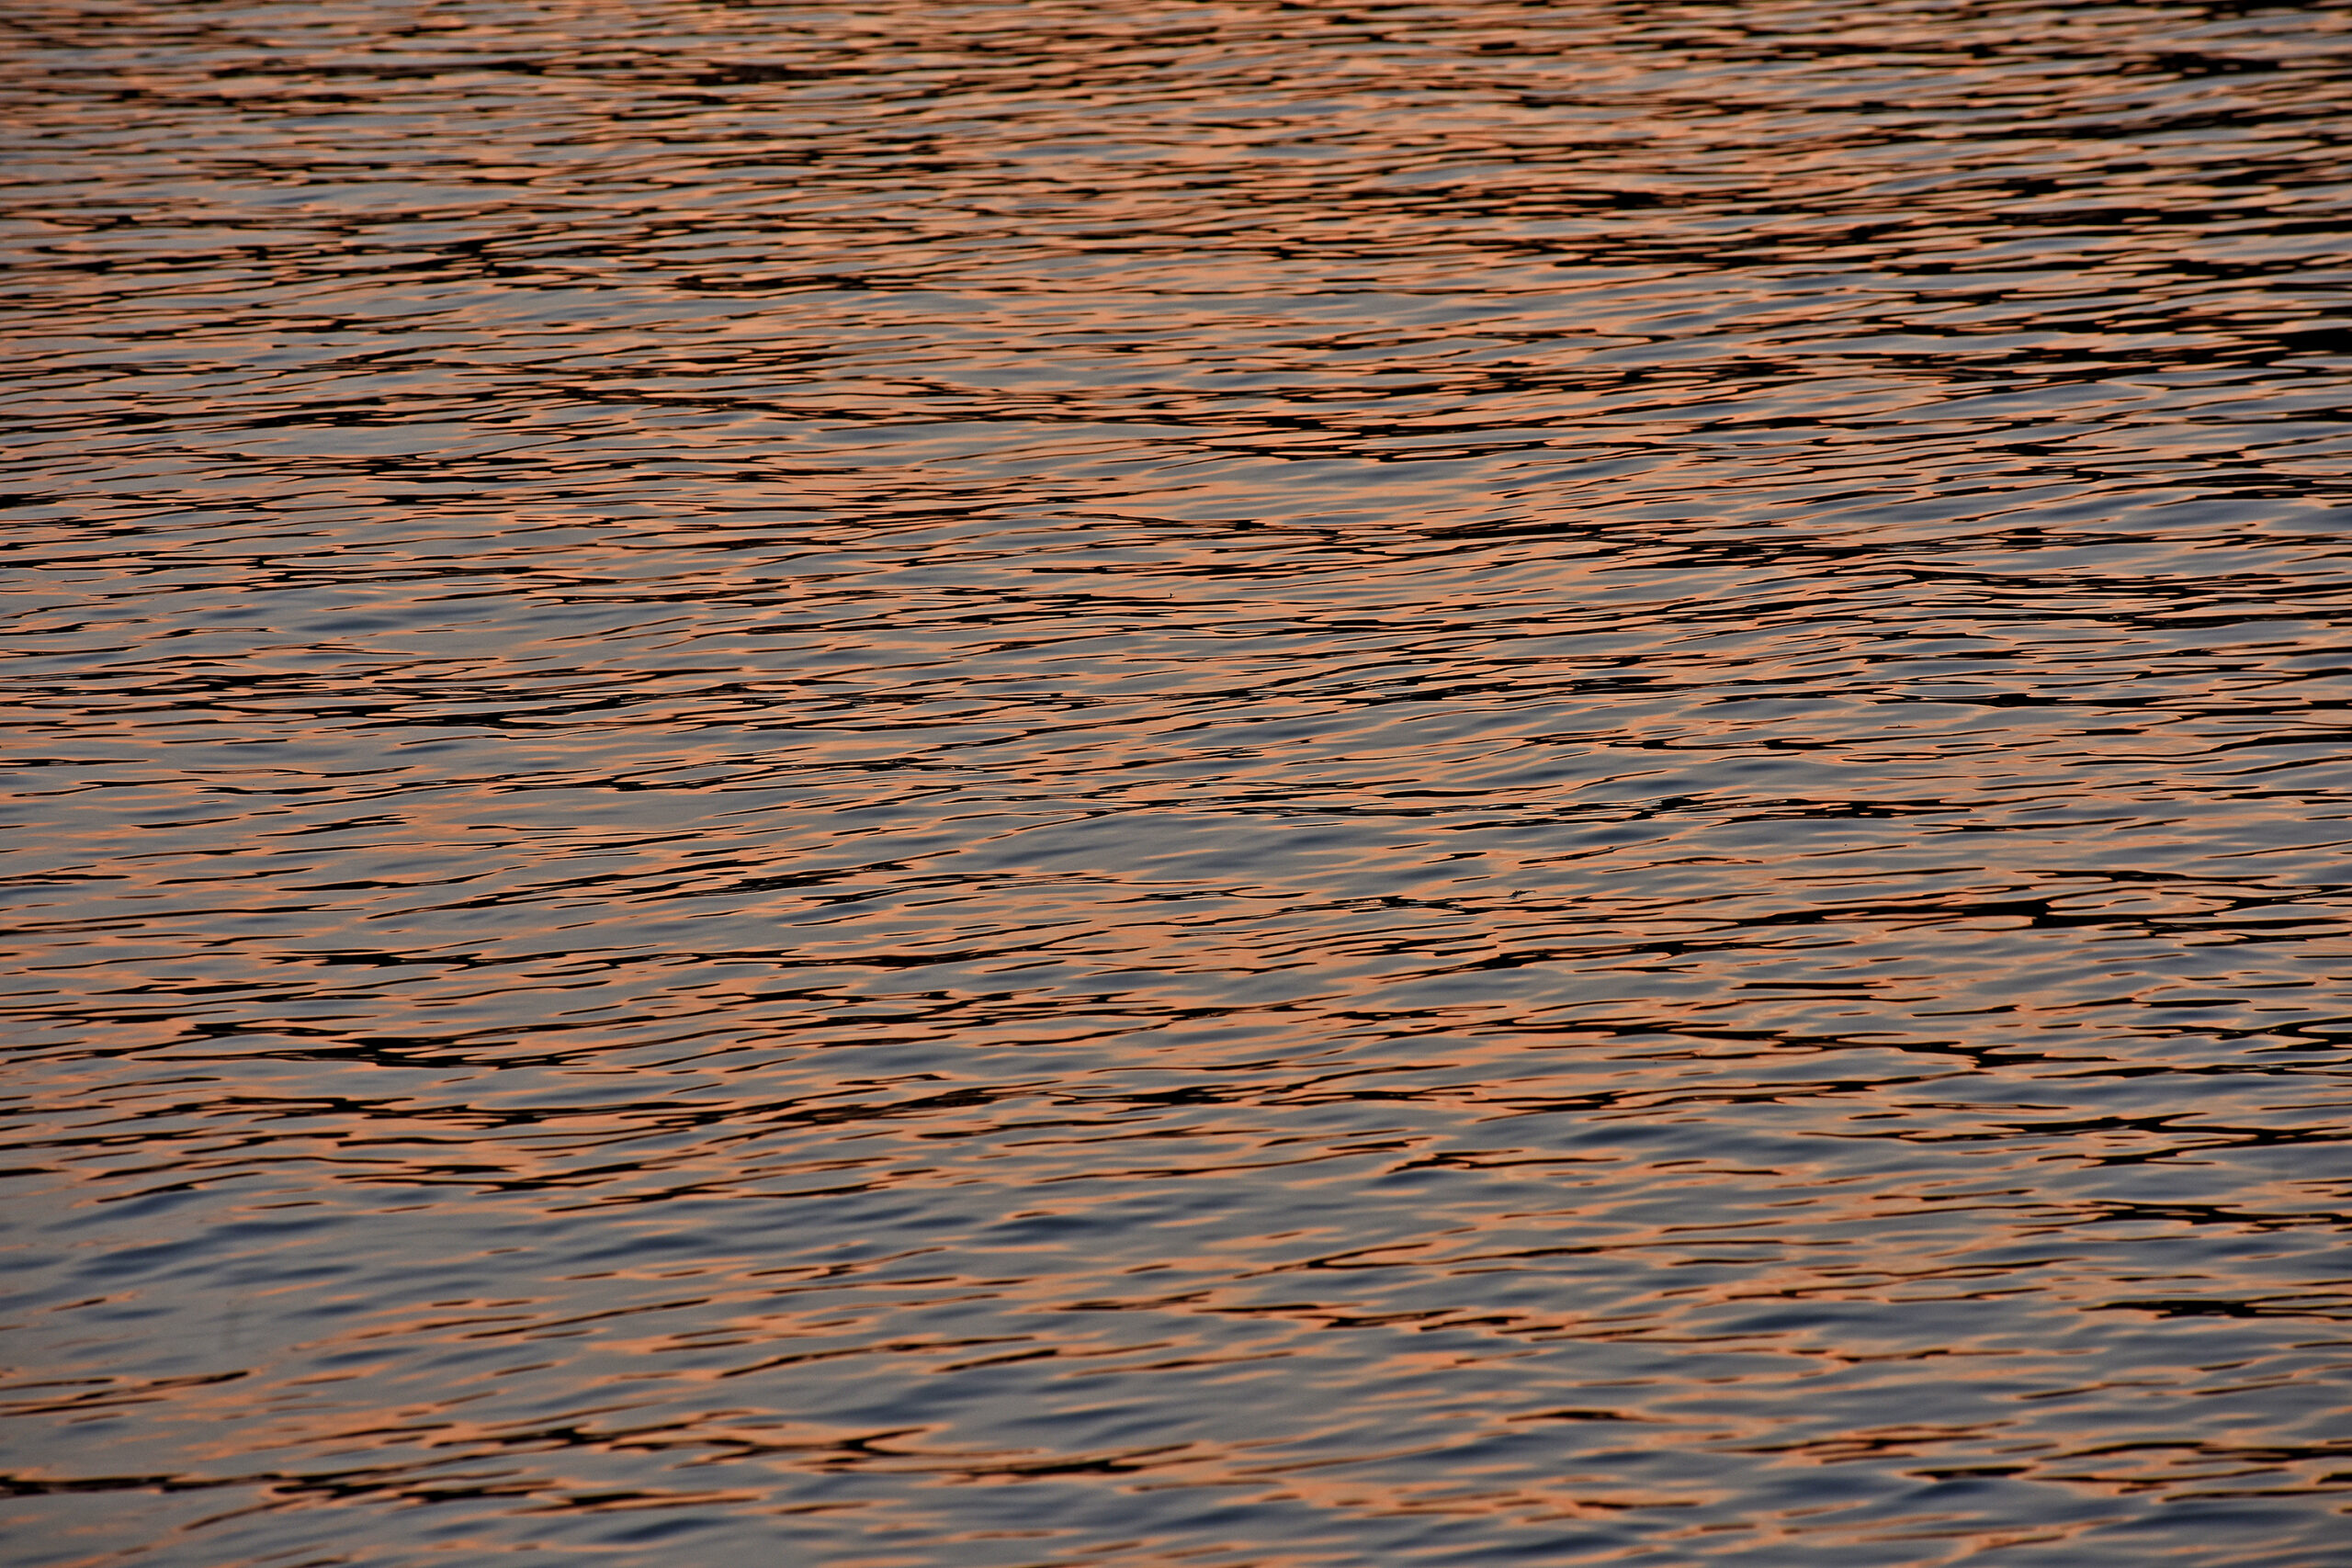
{"left": 5, "top": 1, "right": 2352, "bottom": 1563}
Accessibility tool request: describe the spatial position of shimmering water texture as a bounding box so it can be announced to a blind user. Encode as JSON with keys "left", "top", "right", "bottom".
{"left": 6, "top": 2, "right": 2352, "bottom": 1564}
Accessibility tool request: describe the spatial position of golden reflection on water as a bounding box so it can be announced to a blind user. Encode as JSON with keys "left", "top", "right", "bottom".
{"left": 4, "top": 0, "right": 2352, "bottom": 1563}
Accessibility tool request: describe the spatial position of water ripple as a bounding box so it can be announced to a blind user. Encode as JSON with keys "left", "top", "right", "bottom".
{"left": 4, "top": 1, "right": 2350, "bottom": 1563}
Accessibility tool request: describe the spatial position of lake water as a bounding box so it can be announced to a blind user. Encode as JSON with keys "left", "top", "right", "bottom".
{"left": 5, "top": 2, "right": 2351, "bottom": 1564}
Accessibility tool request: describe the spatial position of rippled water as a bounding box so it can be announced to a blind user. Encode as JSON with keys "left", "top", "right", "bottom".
{"left": 6, "top": 2, "right": 2352, "bottom": 1563}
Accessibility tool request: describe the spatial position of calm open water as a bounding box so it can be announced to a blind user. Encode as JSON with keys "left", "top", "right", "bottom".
{"left": 6, "top": 2, "right": 2352, "bottom": 1564}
